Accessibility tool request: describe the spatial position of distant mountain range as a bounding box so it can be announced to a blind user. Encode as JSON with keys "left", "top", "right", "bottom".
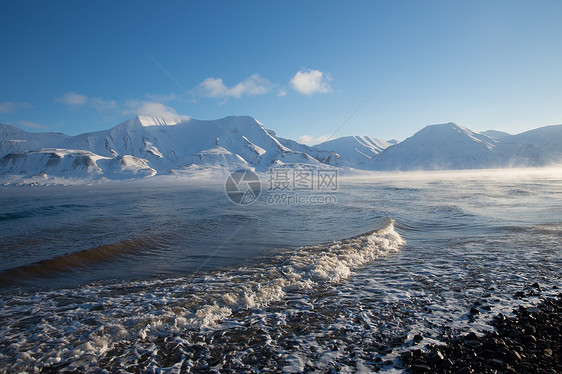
{"left": 369, "top": 122, "right": 562, "bottom": 170}
{"left": 1, "top": 115, "right": 561, "bottom": 185}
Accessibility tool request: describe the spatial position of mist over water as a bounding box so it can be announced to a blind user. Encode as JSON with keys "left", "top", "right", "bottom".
{"left": 0, "top": 169, "right": 560, "bottom": 372}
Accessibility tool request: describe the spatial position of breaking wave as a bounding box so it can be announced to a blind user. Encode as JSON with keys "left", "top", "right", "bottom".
{"left": 0, "top": 218, "right": 404, "bottom": 372}
{"left": 0, "top": 235, "right": 171, "bottom": 286}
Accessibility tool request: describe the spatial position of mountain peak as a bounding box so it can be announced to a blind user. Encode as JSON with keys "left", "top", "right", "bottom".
{"left": 315, "top": 135, "right": 391, "bottom": 164}
{"left": 132, "top": 114, "right": 187, "bottom": 127}
{"left": 424, "top": 122, "right": 468, "bottom": 131}
{"left": 0, "top": 123, "right": 26, "bottom": 136}
{"left": 215, "top": 115, "right": 264, "bottom": 127}
{"left": 482, "top": 130, "right": 512, "bottom": 140}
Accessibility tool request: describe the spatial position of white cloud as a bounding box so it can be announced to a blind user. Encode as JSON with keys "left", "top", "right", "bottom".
{"left": 19, "top": 120, "right": 48, "bottom": 129}
{"left": 290, "top": 69, "right": 332, "bottom": 95}
{"left": 296, "top": 134, "right": 331, "bottom": 145}
{"left": 197, "top": 74, "right": 272, "bottom": 99}
{"left": 0, "top": 101, "right": 33, "bottom": 113}
{"left": 277, "top": 89, "right": 287, "bottom": 97}
{"left": 90, "top": 98, "right": 117, "bottom": 111}
{"left": 124, "top": 100, "right": 190, "bottom": 121}
{"left": 56, "top": 91, "right": 88, "bottom": 105}
{"left": 56, "top": 92, "right": 116, "bottom": 112}
{"left": 55, "top": 91, "right": 189, "bottom": 121}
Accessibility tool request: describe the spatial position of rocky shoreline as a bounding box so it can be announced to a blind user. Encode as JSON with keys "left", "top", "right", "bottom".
{"left": 402, "top": 288, "right": 561, "bottom": 373}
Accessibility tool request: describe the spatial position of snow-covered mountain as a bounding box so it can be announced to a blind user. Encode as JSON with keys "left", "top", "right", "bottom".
{"left": 1, "top": 116, "right": 561, "bottom": 184}
{"left": 493, "top": 125, "right": 562, "bottom": 166}
{"left": 0, "top": 124, "right": 69, "bottom": 157}
{"left": 370, "top": 123, "right": 499, "bottom": 170}
{"left": 314, "top": 136, "right": 392, "bottom": 165}
{"left": 481, "top": 130, "right": 511, "bottom": 140}
{"left": 369, "top": 122, "right": 562, "bottom": 170}
{"left": 0, "top": 115, "right": 343, "bottom": 184}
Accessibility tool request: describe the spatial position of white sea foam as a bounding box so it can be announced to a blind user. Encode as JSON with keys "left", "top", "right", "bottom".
{"left": 0, "top": 219, "right": 405, "bottom": 372}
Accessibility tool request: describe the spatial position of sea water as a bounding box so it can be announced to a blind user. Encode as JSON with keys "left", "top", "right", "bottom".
{"left": 0, "top": 169, "right": 561, "bottom": 372}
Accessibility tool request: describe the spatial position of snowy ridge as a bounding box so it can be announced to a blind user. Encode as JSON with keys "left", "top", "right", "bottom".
{"left": 315, "top": 136, "right": 392, "bottom": 165}
{"left": 1, "top": 117, "right": 561, "bottom": 184}
{"left": 0, "top": 116, "right": 341, "bottom": 185}
{"left": 0, "top": 124, "right": 69, "bottom": 159}
{"left": 370, "top": 123, "right": 500, "bottom": 170}
{"left": 369, "top": 122, "right": 562, "bottom": 171}
{"left": 134, "top": 114, "right": 184, "bottom": 127}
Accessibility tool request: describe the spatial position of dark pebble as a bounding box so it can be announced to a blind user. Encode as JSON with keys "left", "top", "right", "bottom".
{"left": 523, "top": 335, "right": 536, "bottom": 343}
{"left": 430, "top": 350, "right": 444, "bottom": 362}
{"left": 514, "top": 291, "right": 526, "bottom": 298}
{"left": 469, "top": 307, "right": 480, "bottom": 314}
{"left": 381, "top": 348, "right": 392, "bottom": 355}
{"left": 491, "top": 358, "right": 504, "bottom": 366}
{"left": 401, "top": 351, "right": 412, "bottom": 361}
{"left": 404, "top": 292, "right": 562, "bottom": 374}
{"left": 411, "top": 364, "right": 431, "bottom": 373}
{"left": 510, "top": 351, "right": 521, "bottom": 361}
{"left": 523, "top": 325, "right": 536, "bottom": 334}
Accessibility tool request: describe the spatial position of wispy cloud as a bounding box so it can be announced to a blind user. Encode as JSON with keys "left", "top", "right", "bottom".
{"left": 19, "top": 120, "right": 48, "bottom": 129}
{"left": 123, "top": 100, "right": 190, "bottom": 121}
{"left": 90, "top": 98, "right": 117, "bottom": 111}
{"left": 55, "top": 90, "right": 191, "bottom": 122}
{"left": 290, "top": 69, "right": 332, "bottom": 95}
{"left": 296, "top": 134, "right": 330, "bottom": 145}
{"left": 0, "top": 101, "right": 34, "bottom": 113}
{"left": 56, "top": 91, "right": 116, "bottom": 111}
{"left": 56, "top": 91, "right": 88, "bottom": 105}
{"left": 196, "top": 74, "right": 272, "bottom": 99}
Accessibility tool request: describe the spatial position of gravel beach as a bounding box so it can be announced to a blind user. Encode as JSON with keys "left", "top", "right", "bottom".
{"left": 402, "top": 290, "right": 561, "bottom": 373}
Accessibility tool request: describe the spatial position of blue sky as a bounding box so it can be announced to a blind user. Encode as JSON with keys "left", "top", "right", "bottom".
{"left": 1, "top": 1, "right": 561, "bottom": 143}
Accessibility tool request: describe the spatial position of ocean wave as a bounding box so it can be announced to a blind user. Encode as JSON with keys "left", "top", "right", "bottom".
{"left": 0, "top": 235, "right": 170, "bottom": 286}
{"left": 0, "top": 204, "right": 88, "bottom": 221}
{"left": 0, "top": 219, "right": 405, "bottom": 372}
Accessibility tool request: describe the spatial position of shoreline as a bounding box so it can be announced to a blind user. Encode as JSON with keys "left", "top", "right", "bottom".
{"left": 401, "top": 288, "right": 561, "bottom": 373}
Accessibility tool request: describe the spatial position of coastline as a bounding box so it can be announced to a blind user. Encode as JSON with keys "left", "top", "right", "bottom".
{"left": 402, "top": 288, "right": 561, "bottom": 373}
